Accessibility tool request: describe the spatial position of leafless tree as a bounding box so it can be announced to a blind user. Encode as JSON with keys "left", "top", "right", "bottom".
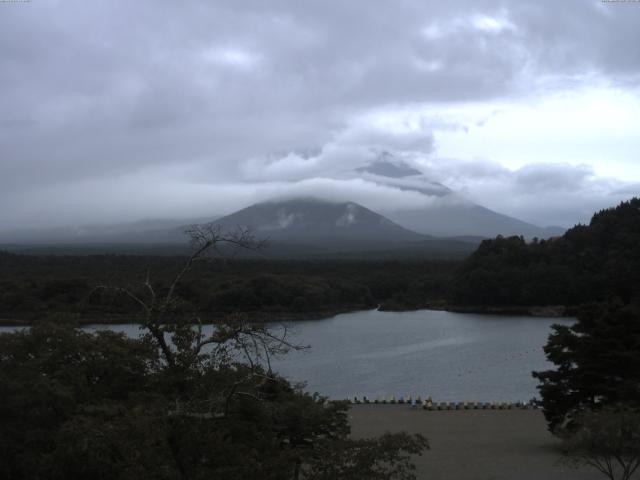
{"left": 92, "top": 224, "right": 301, "bottom": 372}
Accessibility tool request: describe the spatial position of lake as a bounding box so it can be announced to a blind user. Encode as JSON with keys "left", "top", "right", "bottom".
{"left": 271, "top": 309, "right": 572, "bottom": 402}
{"left": 0, "top": 309, "right": 573, "bottom": 402}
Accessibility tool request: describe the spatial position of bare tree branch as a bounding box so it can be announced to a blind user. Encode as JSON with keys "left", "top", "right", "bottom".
{"left": 85, "top": 223, "right": 301, "bottom": 375}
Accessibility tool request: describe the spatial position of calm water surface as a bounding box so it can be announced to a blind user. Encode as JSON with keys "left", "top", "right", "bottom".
{"left": 1, "top": 309, "right": 573, "bottom": 402}
{"left": 268, "top": 309, "right": 573, "bottom": 402}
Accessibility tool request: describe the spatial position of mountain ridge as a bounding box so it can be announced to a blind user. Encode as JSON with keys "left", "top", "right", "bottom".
{"left": 209, "top": 198, "right": 426, "bottom": 250}
{"left": 353, "top": 154, "right": 566, "bottom": 238}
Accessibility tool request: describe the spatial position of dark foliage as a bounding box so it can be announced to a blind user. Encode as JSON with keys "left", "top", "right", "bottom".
{"left": 451, "top": 198, "right": 640, "bottom": 307}
{"left": 533, "top": 301, "right": 640, "bottom": 432}
{"left": 0, "top": 228, "right": 429, "bottom": 479}
{"left": 0, "top": 256, "right": 456, "bottom": 322}
{"left": 0, "top": 321, "right": 428, "bottom": 479}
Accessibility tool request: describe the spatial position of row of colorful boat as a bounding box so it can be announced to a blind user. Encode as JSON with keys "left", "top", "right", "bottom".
{"left": 349, "top": 396, "right": 538, "bottom": 410}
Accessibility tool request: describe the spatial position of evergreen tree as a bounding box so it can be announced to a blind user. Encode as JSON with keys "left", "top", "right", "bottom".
{"left": 533, "top": 302, "right": 640, "bottom": 431}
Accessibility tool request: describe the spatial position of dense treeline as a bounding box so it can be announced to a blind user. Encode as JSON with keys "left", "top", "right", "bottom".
{"left": 451, "top": 198, "right": 640, "bottom": 307}
{"left": 0, "top": 253, "right": 456, "bottom": 322}
{"left": 3, "top": 198, "right": 637, "bottom": 321}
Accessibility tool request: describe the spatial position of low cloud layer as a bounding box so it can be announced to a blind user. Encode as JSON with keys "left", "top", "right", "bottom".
{"left": 412, "top": 159, "right": 630, "bottom": 226}
{"left": 1, "top": 0, "right": 639, "bottom": 231}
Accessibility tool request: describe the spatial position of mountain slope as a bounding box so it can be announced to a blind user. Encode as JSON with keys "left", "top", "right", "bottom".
{"left": 0, "top": 155, "right": 567, "bottom": 248}
{"left": 212, "top": 198, "right": 425, "bottom": 250}
{"left": 0, "top": 198, "right": 478, "bottom": 259}
{"left": 388, "top": 202, "right": 565, "bottom": 239}
{"left": 355, "top": 154, "right": 565, "bottom": 239}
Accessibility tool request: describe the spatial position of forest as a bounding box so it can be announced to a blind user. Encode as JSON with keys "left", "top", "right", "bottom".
{"left": 450, "top": 198, "right": 640, "bottom": 308}
{"left": 0, "top": 254, "right": 455, "bottom": 324}
{"left": 1, "top": 198, "right": 638, "bottom": 324}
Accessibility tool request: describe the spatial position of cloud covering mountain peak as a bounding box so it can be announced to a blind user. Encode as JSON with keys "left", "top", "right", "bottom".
{"left": 0, "top": 1, "right": 639, "bottom": 231}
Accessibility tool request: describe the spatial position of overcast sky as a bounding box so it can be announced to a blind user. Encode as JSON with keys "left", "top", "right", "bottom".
{"left": 1, "top": 0, "right": 639, "bottom": 230}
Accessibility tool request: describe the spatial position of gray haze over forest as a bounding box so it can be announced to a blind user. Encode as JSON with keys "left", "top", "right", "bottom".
{"left": 1, "top": 0, "right": 639, "bottom": 232}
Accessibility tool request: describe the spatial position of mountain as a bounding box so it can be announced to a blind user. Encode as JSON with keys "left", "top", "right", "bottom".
{"left": 356, "top": 154, "right": 425, "bottom": 178}
{"left": 206, "top": 198, "right": 479, "bottom": 258}
{"left": 387, "top": 202, "right": 566, "bottom": 239}
{"left": 355, "top": 153, "right": 566, "bottom": 239}
{"left": 0, "top": 154, "right": 567, "bottom": 250}
{"left": 0, "top": 198, "right": 479, "bottom": 259}
{"left": 211, "top": 198, "right": 424, "bottom": 250}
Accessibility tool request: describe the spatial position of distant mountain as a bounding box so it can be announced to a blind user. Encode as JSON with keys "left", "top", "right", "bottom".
{"left": 387, "top": 202, "right": 566, "bottom": 239}
{"left": 355, "top": 152, "right": 451, "bottom": 198}
{"left": 0, "top": 198, "right": 477, "bottom": 259}
{"left": 0, "top": 154, "right": 567, "bottom": 251}
{"left": 202, "top": 198, "right": 477, "bottom": 258}
{"left": 355, "top": 153, "right": 566, "bottom": 239}
{"left": 212, "top": 198, "right": 425, "bottom": 250}
{"left": 356, "top": 153, "right": 425, "bottom": 178}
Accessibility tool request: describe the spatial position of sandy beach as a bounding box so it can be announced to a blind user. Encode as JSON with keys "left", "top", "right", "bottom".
{"left": 349, "top": 405, "right": 602, "bottom": 480}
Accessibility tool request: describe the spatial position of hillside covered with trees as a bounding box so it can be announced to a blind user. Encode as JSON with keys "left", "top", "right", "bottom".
{"left": 450, "top": 198, "right": 640, "bottom": 308}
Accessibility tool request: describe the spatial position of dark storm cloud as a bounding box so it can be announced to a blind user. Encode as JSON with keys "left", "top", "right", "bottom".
{"left": 0, "top": 0, "right": 639, "bottom": 228}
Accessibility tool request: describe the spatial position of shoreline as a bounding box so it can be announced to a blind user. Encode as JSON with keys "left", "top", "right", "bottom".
{"left": 0, "top": 306, "right": 366, "bottom": 327}
{"left": 428, "top": 303, "right": 574, "bottom": 318}
{"left": 381, "top": 302, "right": 574, "bottom": 318}
{"left": 0, "top": 303, "right": 576, "bottom": 327}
